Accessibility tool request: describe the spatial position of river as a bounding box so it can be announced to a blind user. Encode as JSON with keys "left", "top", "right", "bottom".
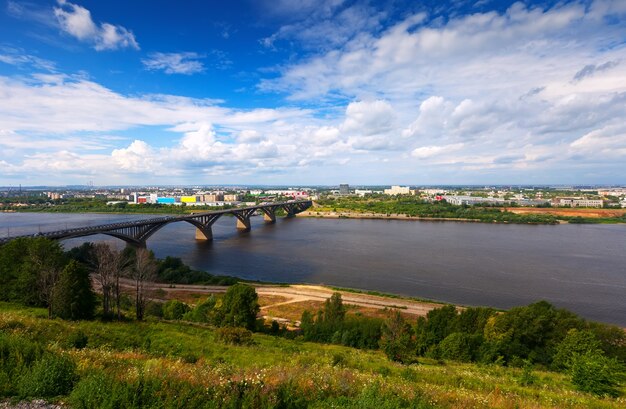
{"left": 1, "top": 212, "right": 625, "bottom": 326}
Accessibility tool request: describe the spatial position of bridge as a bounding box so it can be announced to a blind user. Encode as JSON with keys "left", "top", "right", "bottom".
{"left": 0, "top": 200, "right": 312, "bottom": 248}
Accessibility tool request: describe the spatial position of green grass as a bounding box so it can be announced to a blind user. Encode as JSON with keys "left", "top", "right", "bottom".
{"left": 0, "top": 302, "right": 624, "bottom": 408}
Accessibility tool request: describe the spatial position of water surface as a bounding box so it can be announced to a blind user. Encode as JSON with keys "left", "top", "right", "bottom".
{"left": 2, "top": 212, "right": 625, "bottom": 325}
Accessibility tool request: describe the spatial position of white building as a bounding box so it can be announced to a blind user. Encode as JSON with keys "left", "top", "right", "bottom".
{"left": 354, "top": 189, "right": 373, "bottom": 197}
{"left": 384, "top": 185, "right": 411, "bottom": 195}
{"left": 556, "top": 198, "right": 604, "bottom": 208}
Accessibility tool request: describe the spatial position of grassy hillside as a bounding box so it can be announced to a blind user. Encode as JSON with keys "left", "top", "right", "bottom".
{"left": 1, "top": 302, "right": 624, "bottom": 408}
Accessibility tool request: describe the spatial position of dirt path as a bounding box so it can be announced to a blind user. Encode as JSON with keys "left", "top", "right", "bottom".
{"left": 113, "top": 278, "right": 446, "bottom": 322}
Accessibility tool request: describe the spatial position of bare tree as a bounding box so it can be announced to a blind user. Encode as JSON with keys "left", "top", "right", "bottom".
{"left": 27, "top": 238, "right": 64, "bottom": 318}
{"left": 131, "top": 248, "right": 157, "bottom": 320}
{"left": 92, "top": 243, "right": 125, "bottom": 318}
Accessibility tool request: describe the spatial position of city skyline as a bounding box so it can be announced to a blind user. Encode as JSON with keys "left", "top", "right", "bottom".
{"left": 1, "top": 0, "right": 626, "bottom": 185}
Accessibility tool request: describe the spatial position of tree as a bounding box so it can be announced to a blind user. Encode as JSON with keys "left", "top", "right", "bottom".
{"left": 162, "top": 300, "right": 190, "bottom": 320}
{"left": 92, "top": 243, "right": 126, "bottom": 319}
{"left": 570, "top": 352, "right": 621, "bottom": 397}
{"left": 380, "top": 310, "right": 415, "bottom": 364}
{"left": 52, "top": 260, "right": 96, "bottom": 320}
{"left": 218, "top": 283, "right": 259, "bottom": 330}
{"left": 438, "top": 332, "right": 478, "bottom": 362}
{"left": 130, "top": 248, "right": 157, "bottom": 321}
{"left": 415, "top": 305, "right": 458, "bottom": 355}
{"left": 553, "top": 329, "right": 603, "bottom": 370}
{"left": 323, "top": 292, "right": 346, "bottom": 326}
{"left": 26, "top": 238, "right": 66, "bottom": 318}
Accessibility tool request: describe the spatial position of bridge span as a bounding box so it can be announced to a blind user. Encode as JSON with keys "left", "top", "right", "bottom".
{"left": 0, "top": 200, "right": 312, "bottom": 248}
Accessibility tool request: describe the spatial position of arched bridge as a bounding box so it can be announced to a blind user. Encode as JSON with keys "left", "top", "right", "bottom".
{"left": 0, "top": 200, "right": 312, "bottom": 248}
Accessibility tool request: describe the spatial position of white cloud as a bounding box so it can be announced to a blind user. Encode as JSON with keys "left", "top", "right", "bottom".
{"left": 411, "top": 143, "right": 464, "bottom": 159}
{"left": 0, "top": 47, "right": 56, "bottom": 71}
{"left": 54, "top": 0, "right": 139, "bottom": 51}
{"left": 142, "top": 52, "right": 205, "bottom": 75}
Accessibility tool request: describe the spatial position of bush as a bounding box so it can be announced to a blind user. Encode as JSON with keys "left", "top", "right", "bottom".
{"left": 162, "top": 300, "right": 190, "bottom": 320}
{"left": 182, "top": 296, "right": 217, "bottom": 323}
{"left": 145, "top": 301, "right": 164, "bottom": 318}
{"left": 570, "top": 352, "right": 621, "bottom": 397}
{"left": 215, "top": 327, "right": 254, "bottom": 345}
{"left": 18, "top": 353, "right": 77, "bottom": 398}
{"left": 553, "top": 329, "right": 602, "bottom": 370}
{"left": 0, "top": 333, "right": 45, "bottom": 395}
{"left": 66, "top": 330, "right": 88, "bottom": 349}
{"left": 438, "top": 332, "right": 476, "bottom": 362}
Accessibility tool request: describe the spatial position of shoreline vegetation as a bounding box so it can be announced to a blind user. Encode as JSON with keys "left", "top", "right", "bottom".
{"left": 310, "top": 197, "right": 626, "bottom": 224}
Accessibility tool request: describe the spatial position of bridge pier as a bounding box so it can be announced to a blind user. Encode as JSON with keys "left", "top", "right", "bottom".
{"left": 236, "top": 217, "right": 251, "bottom": 231}
{"left": 195, "top": 226, "right": 213, "bottom": 241}
{"left": 262, "top": 208, "right": 277, "bottom": 223}
{"left": 233, "top": 208, "right": 256, "bottom": 232}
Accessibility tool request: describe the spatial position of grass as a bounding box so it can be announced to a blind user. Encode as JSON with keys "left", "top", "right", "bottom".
{"left": 1, "top": 302, "right": 624, "bottom": 408}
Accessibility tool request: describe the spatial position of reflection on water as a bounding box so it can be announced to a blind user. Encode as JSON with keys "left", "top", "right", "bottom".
{"left": 2, "top": 212, "right": 625, "bottom": 325}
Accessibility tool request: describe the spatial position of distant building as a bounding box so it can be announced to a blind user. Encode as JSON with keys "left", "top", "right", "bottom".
{"left": 203, "top": 193, "right": 224, "bottom": 202}
{"left": 181, "top": 195, "right": 198, "bottom": 203}
{"left": 224, "top": 194, "right": 242, "bottom": 202}
{"left": 443, "top": 195, "right": 507, "bottom": 206}
{"left": 354, "top": 189, "right": 372, "bottom": 197}
{"left": 555, "top": 198, "right": 604, "bottom": 208}
{"left": 384, "top": 185, "right": 411, "bottom": 195}
{"left": 339, "top": 184, "right": 350, "bottom": 195}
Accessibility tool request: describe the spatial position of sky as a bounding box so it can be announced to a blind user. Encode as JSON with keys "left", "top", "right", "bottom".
{"left": 0, "top": 0, "right": 625, "bottom": 186}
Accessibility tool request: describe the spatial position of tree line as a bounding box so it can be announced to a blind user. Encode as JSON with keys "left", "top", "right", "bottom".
{"left": 316, "top": 196, "right": 558, "bottom": 224}
{"left": 297, "top": 294, "right": 625, "bottom": 397}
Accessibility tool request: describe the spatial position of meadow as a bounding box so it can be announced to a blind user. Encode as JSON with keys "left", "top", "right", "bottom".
{"left": 1, "top": 302, "right": 624, "bottom": 408}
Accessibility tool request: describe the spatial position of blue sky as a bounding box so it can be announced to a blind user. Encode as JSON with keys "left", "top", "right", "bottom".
{"left": 0, "top": 0, "right": 625, "bottom": 186}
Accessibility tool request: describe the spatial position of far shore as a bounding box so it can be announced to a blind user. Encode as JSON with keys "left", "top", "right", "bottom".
{"left": 298, "top": 210, "right": 555, "bottom": 224}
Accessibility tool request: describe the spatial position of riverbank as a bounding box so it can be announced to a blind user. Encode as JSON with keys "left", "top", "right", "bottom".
{"left": 298, "top": 210, "right": 559, "bottom": 224}
{"left": 117, "top": 279, "right": 450, "bottom": 326}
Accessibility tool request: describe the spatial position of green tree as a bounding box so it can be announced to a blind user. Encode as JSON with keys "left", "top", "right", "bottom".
{"left": 415, "top": 305, "right": 458, "bottom": 355}
{"left": 553, "top": 329, "right": 602, "bottom": 370}
{"left": 218, "top": 283, "right": 259, "bottom": 330}
{"left": 380, "top": 311, "right": 415, "bottom": 364}
{"left": 323, "top": 292, "right": 346, "bottom": 326}
{"left": 438, "top": 332, "right": 478, "bottom": 362}
{"left": 163, "top": 300, "right": 191, "bottom": 320}
{"left": 570, "top": 352, "right": 621, "bottom": 397}
{"left": 52, "top": 260, "right": 96, "bottom": 320}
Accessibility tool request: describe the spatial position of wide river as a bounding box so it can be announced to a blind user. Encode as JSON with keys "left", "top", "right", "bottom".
{"left": 2, "top": 212, "right": 625, "bottom": 326}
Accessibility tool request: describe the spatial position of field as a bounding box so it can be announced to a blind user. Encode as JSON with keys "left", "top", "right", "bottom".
{"left": 504, "top": 207, "right": 626, "bottom": 218}
{"left": 1, "top": 302, "right": 624, "bottom": 408}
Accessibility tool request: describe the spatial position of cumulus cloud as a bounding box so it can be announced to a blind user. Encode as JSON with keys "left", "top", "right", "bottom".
{"left": 54, "top": 0, "right": 139, "bottom": 50}
{"left": 142, "top": 52, "right": 205, "bottom": 75}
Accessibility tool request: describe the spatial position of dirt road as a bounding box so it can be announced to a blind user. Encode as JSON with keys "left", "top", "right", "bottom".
{"left": 114, "top": 278, "right": 446, "bottom": 324}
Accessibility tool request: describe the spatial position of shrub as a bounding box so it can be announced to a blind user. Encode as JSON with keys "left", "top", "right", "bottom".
{"left": 438, "top": 332, "right": 475, "bottom": 362}
{"left": 553, "top": 329, "right": 602, "bottom": 370}
{"left": 162, "top": 300, "right": 190, "bottom": 320}
{"left": 145, "top": 301, "right": 164, "bottom": 318}
{"left": 66, "top": 330, "right": 88, "bottom": 349}
{"left": 18, "top": 353, "right": 78, "bottom": 398}
{"left": 215, "top": 327, "right": 254, "bottom": 345}
{"left": 570, "top": 352, "right": 621, "bottom": 397}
